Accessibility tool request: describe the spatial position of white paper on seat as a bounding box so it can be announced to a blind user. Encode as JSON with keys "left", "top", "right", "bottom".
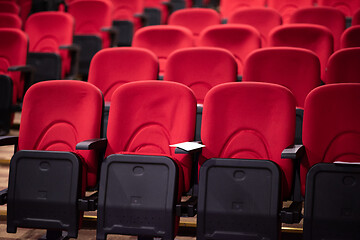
{"left": 169, "top": 142, "right": 205, "bottom": 151}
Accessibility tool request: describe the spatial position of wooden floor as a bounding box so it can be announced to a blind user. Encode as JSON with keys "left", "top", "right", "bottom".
{"left": 0, "top": 113, "right": 302, "bottom": 239}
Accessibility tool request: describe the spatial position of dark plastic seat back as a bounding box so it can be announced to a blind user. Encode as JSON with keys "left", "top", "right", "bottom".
{"left": 132, "top": 25, "right": 194, "bottom": 76}
{"left": 0, "top": 13, "right": 22, "bottom": 28}
{"left": 198, "top": 24, "right": 261, "bottom": 76}
{"left": 228, "top": 7, "right": 282, "bottom": 47}
{"left": 325, "top": 47, "right": 360, "bottom": 84}
{"left": 168, "top": 8, "right": 221, "bottom": 46}
{"left": 267, "top": 0, "right": 314, "bottom": 23}
{"left": 0, "top": 75, "right": 13, "bottom": 135}
{"left": 341, "top": 25, "right": 360, "bottom": 48}
{"left": 269, "top": 23, "right": 334, "bottom": 81}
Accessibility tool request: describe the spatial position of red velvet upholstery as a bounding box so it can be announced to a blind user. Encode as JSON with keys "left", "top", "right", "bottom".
{"left": 267, "top": 0, "right": 314, "bottom": 23}
{"left": 88, "top": 47, "right": 159, "bottom": 102}
{"left": 269, "top": 23, "right": 333, "bottom": 81}
{"left": 302, "top": 83, "right": 360, "bottom": 195}
{"left": 325, "top": 47, "right": 360, "bottom": 84}
{"left": 243, "top": 47, "right": 321, "bottom": 108}
{"left": 0, "top": 2, "right": 20, "bottom": 14}
{"left": 198, "top": 24, "right": 261, "bottom": 75}
{"left": 25, "top": 11, "right": 75, "bottom": 78}
{"left": 341, "top": 25, "right": 360, "bottom": 48}
{"left": 168, "top": 8, "right": 221, "bottom": 46}
{"left": 111, "top": 0, "right": 144, "bottom": 31}
{"left": 317, "top": 0, "right": 360, "bottom": 17}
{"left": 289, "top": 6, "right": 346, "bottom": 51}
{"left": 0, "top": 13, "right": 22, "bottom": 28}
{"left": 18, "top": 80, "right": 103, "bottom": 188}
{"left": 68, "top": 0, "right": 113, "bottom": 48}
{"left": 228, "top": 8, "right": 282, "bottom": 47}
{"left": 105, "top": 81, "right": 196, "bottom": 193}
{"left": 353, "top": 8, "right": 360, "bottom": 25}
{"left": 0, "top": 28, "right": 28, "bottom": 102}
{"left": 164, "top": 47, "right": 237, "bottom": 104}
{"left": 132, "top": 25, "right": 193, "bottom": 76}
{"left": 200, "top": 82, "right": 296, "bottom": 199}
{"left": 219, "top": 0, "right": 266, "bottom": 20}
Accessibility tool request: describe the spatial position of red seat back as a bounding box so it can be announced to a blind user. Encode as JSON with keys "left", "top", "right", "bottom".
{"left": 269, "top": 23, "right": 333, "bottom": 81}
{"left": 219, "top": 0, "right": 266, "bottom": 20}
{"left": 168, "top": 8, "right": 221, "bottom": 46}
{"left": 198, "top": 24, "right": 261, "bottom": 75}
{"left": 0, "top": 13, "right": 22, "bottom": 28}
{"left": 243, "top": 47, "right": 321, "bottom": 108}
{"left": 105, "top": 81, "right": 196, "bottom": 192}
{"left": 228, "top": 7, "right": 282, "bottom": 47}
{"left": 267, "top": 0, "right": 314, "bottom": 23}
{"left": 19, "top": 80, "right": 103, "bottom": 188}
{"left": 88, "top": 47, "right": 159, "bottom": 102}
{"left": 289, "top": 6, "right": 346, "bottom": 50}
{"left": 352, "top": 8, "right": 360, "bottom": 25}
{"left": 325, "top": 47, "right": 360, "bottom": 84}
{"left": 164, "top": 47, "right": 237, "bottom": 104}
{"left": 302, "top": 83, "right": 360, "bottom": 195}
{"left": 110, "top": 0, "right": 144, "bottom": 30}
{"left": 0, "top": 28, "right": 28, "bottom": 102}
{"left": 200, "top": 82, "right": 296, "bottom": 198}
{"left": 132, "top": 25, "right": 194, "bottom": 76}
{"left": 341, "top": 25, "right": 360, "bottom": 48}
{"left": 0, "top": 1, "right": 20, "bottom": 14}
{"left": 317, "top": 0, "right": 360, "bottom": 17}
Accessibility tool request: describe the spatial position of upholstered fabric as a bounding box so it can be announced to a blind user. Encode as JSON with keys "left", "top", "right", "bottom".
{"left": 219, "top": 0, "right": 266, "bottom": 19}
{"left": 200, "top": 82, "right": 296, "bottom": 198}
{"left": 317, "top": 0, "right": 360, "bottom": 17}
{"left": 267, "top": 0, "right": 314, "bottom": 23}
{"left": 111, "top": 0, "right": 144, "bottom": 30}
{"left": 0, "top": 13, "right": 22, "bottom": 28}
{"left": 341, "top": 25, "right": 360, "bottom": 48}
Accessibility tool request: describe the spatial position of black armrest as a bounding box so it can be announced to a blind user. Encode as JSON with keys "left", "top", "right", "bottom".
{"left": 0, "top": 188, "right": 8, "bottom": 205}
{"left": 59, "top": 44, "right": 80, "bottom": 52}
{"left": 78, "top": 191, "right": 98, "bottom": 211}
{"left": 0, "top": 136, "right": 18, "bottom": 146}
{"left": 176, "top": 196, "right": 197, "bottom": 217}
{"left": 281, "top": 144, "right": 305, "bottom": 159}
{"left": 8, "top": 65, "right": 35, "bottom": 73}
{"left": 59, "top": 44, "right": 80, "bottom": 79}
{"left": 76, "top": 138, "right": 107, "bottom": 151}
{"left": 100, "top": 27, "right": 118, "bottom": 47}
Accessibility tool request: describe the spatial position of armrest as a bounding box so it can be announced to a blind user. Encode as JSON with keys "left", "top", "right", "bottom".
{"left": 134, "top": 13, "right": 146, "bottom": 19}
{"left": 0, "top": 136, "right": 18, "bottom": 147}
{"left": 0, "top": 188, "right": 7, "bottom": 205}
{"left": 100, "top": 27, "right": 118, "bottom": 47}
{"left": 8, "top": 65, "right": 35, "bottom": 73}
{"left": 281, "top": 144, "right": 305, "bottom": 159}
{"left": 78, "top": 191, "right": 98, "bottom": 211}
{"left": 170, "top": 141, "right": 205, "bottom": 154}
{"left": 59, "top": 44, "right": 80, "bottom": 78}
{"left": 101, "top": 27, "right": 117, "bottom": 34}
{"left": 59, "top": 44, "right": 80, "bottom": 52}
{"left": 76, "top": 138, "right": 107, "bottom": 151}
{"left": 176, "top": 196, "right": 197, "bottom": 217}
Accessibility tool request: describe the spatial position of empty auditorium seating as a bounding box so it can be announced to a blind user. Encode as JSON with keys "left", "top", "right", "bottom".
{"left": 289, "top": 6, "right": 346, "bottom": 51}
{"left": 301, "top": 83, "right": 360, "bottom": 239}
{"left": 110, "top": 0, "right": 145, "bottom": 46}
{"left": 243, "top": 47, "right": 321, "bottom": 144}
{"left": 269, "top": 23, "right": 334, "bottom": 81}
{"left": 228, "top": 7, "right": 282, "bottom": 47}
{"left": 88, "top": 47, "right": 159, "bottom": 136}
{"left": 325, "top": 47, "right": 360, "bottom": 84}
{"left": 164, "top": 47, "right": 237, "bottom": 140}
{"left": 68, "top": 0, "right": 116, "bottom": 78}
{"left": 0, "top": 1, "right": 20, "bottom": 14}
{"left": 353, "top": 8, "right": 360, "bottom": 25}
{"left": 0, "top": 80, "right": 104, "bottom": 238}
{"left": 0, "top": 13, "right": 22, "bottom": 28}
{"left": 197, "top": 82, "right": 296, "bottom": 239}
{"left": 267, "top": 0, "right": 314, "bottom": 23}
{"left": 132, "top": 25, "right": 194, "bottom": 77}
{"left": 96, "top": 81, "right": 196, "bottom": 240}
{"left": 25, "top": 11, "right": 79, "bottom": 83}
{"left": 198, "top": 24, "right": 261, "bottom": 78}
{"left": 317, "top": 0, "right": 360, "bottom": 17}
{"left": 219, "top": 0, "right": 266, "bottom": 20}
{"left": 341, "top": 25, "right": 360, "bottom": 48}
{"left": 168, "top": 8, "right": 221, "bottom": 46}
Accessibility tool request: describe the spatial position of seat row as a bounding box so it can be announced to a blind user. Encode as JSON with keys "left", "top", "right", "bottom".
{"left": 0, "top": 79, "right": 360, "bottom": 239}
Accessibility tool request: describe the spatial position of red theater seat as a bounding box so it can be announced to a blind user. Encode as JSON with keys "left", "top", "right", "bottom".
{"left": 0, "top": 80, "right": 104, "bottom": 238}
{"left": 317, "top": 0, "right": 360, "bottom": 17}
{"left": 198, "top": 24, "right": 261, "bottom": 78}
{"left": 352, "top": 8, "right": 360, "bottom": 25}
{"left": 269, "top": 23, "right": 333, "bottom": 81}
{"left": 219, "top": 0, "right": 266, "bottom": 20}
{"left": 96, "top": 81, "right": 196, "bottom": 240}
{"left": 228, "top": 7, "right": 282, "bottom": 47}
{"left": 289, "top": 6, "right": 346, "bottom": 51}
{"left": 267, "top": 0, "right": 314, "bottom": 23}
{"left": 341, "top": 25, "right": 360, "bottom": 48}
{"left": 0, "top": 1, "right": 20, "bottom": 14}
{"left": 25, "top": 11, "right": 78, "bottom": 82}
{"left": 197, "top": 82, "right": 296, "bottom": 239}
{"left": 302, "top": 83, "right": 360, "bottom": 239}
{"left": 168, "top": 8, "right": 221, "bottom": 46}
{"left": 132, "top": 25, "right": 194, "bottom": 77}
{"left": 325, "top": 47, "right": 360, "bottom": 84}
{"left": 0, "top": 13, "right": 22, "bottom": 28}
